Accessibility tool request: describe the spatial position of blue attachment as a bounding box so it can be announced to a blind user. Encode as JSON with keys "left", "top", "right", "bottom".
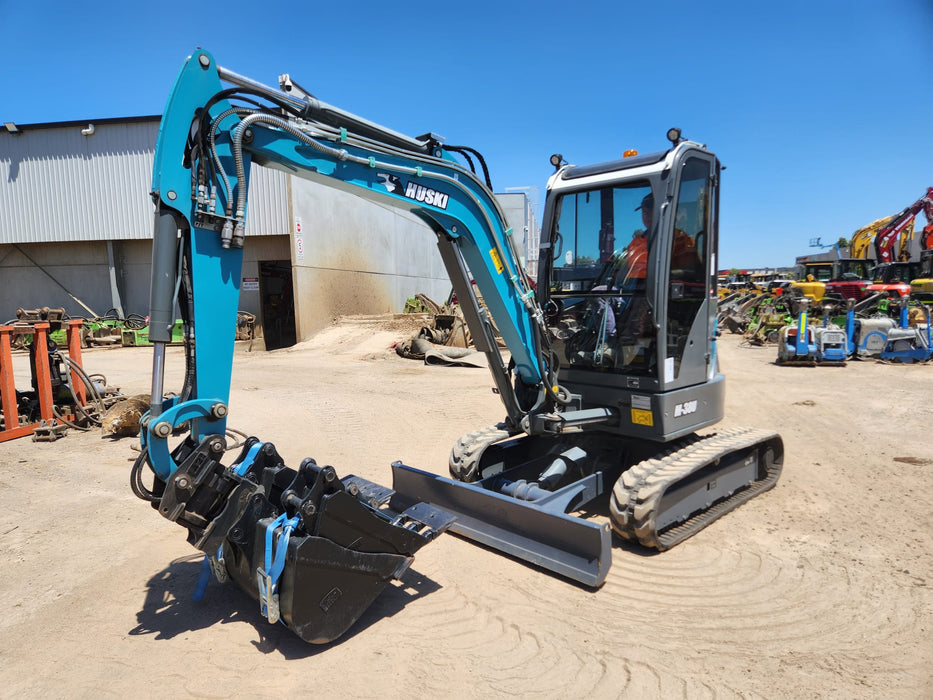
{"left": 256, "top": 513, "right": 301, "bottom": 624}
{"left": 145, "top": 397, "right": 227, "bottom": 481}
{"left": 194, "top": 536, "right": 239, "bottom": 601}
{"left": 230, "top": 441, "right": 264, "bottom": 476}
{"left": 193, "top": 555, "right": 213, "bottom": 601}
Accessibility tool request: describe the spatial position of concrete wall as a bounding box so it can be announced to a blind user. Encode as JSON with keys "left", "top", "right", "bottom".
{"left": 0, "top": 236, "right": 290, "bottom": 324}
{"left": 288, "top": 179, "right": 450, "bottom": 337}
{"left": 1, "top": 241, "right": 122, "bottom": 321}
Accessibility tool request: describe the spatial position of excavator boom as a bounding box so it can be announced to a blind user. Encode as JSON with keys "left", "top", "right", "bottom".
{"left": 867, "top": 187, "right": 933, "bottom": 263}
{"left": 141, "top": 49, "right": 567, "bottom": 642}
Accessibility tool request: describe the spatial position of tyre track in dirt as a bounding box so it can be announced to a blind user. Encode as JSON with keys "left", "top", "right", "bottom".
{"left": 385, "top": 576, "right": 757, "bottom": 699}
{"left": 1, "top": 317, "right": 930, "bottom": 699}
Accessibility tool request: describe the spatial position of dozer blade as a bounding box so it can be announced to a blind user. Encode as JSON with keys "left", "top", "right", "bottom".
{"left": 389, "top": 462, "right": 612, "bottom": 587}
{"left": 144, "top": 437, "right": 454, "bottom": 644}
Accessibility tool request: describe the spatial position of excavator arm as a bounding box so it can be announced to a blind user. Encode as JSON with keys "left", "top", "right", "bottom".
{"left": 147, "top": 50, "right": 559, "bottom": 480}
{"left": 849, "top": 216, "right": 894, "bottom": 259}
{"left": 871, "top": 187, "right": 933, "bottom": 263}
{"left": 138, "top": 49, "right": 571, "bottom": 643}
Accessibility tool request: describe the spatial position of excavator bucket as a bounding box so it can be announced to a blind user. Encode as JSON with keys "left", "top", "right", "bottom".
{"left": 144, "top": 437, "right": 454, "bottom": 644}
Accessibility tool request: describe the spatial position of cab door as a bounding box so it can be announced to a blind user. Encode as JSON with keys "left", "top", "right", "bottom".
{"left": 660, "top": 151, "right": 718, "bottom": 390}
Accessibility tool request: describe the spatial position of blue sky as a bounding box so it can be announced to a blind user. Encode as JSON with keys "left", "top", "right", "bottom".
{"left": 3, "top": 0, "right": 931, "bottom": 269}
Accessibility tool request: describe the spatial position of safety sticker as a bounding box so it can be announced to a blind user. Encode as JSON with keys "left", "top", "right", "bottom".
{"left": 489, "top": 248, "right": 505, "bottom": 274}
{"left": 631, "top": 408, "right": 654, "bottom": 426}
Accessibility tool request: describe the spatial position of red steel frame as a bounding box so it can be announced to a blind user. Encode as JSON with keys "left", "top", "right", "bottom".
{"left": 0, "top": 320, "right": 86, "bottom": 442}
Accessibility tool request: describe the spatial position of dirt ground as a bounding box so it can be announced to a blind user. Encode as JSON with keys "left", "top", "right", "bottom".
{"left": 0, "top": 316, "right": 930, "bottom": 699}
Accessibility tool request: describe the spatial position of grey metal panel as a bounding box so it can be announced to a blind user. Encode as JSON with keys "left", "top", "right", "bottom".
{"left": 1, "top": 119, "right": 288, "bottom": 244}
{"left": 245, "top": 166, "right": 288, "bottom": 236}
{"left": 1, "top": 121, "right": 155, "bottom": 243}
{"left": 495, "top": 192, "right": 529, "bottom": 268}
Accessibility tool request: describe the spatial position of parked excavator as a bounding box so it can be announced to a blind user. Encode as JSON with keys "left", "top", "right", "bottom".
{"left": 133, "top": 49, "right": 784, "bottom": 644}
{"left": 848, "top": 188, "right": 933, "bottom": 263}
{"left": 908, "top": 208, "right": 933, "bottom": 300}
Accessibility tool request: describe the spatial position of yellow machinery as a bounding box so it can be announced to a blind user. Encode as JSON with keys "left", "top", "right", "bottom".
{"left": 849, "top": 216, "right": 896, "bottom": 259}
{"left": 911, "top": 250, "right": 933, "bottom": 300}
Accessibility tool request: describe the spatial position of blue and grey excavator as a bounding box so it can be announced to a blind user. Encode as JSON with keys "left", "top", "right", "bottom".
{"left": 134, "top": 49, "right": 784, "bottom": 644}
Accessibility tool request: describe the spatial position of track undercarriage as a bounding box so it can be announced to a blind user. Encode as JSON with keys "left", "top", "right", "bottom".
{"left": 392, "top": 424, "right": 784, "bottom": 586}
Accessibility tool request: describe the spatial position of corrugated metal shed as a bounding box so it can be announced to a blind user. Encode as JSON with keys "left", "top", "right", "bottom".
{"left": 0, "top": 116, "right": 287, "bottom": 244}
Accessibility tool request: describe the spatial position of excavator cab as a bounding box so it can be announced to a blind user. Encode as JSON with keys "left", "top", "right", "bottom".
{"left": 539, "top": 144, "right": 723, "bottom": 441}
{"left": 423, "top": 140, "right": 779, "bottom": 569}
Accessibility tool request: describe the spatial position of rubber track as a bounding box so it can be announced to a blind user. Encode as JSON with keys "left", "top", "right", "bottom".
{"left": 609, "top": 427, "right": 783, "bottom": 550}
{"left": 449, "top": 423, "right": 514, "bottom": 482}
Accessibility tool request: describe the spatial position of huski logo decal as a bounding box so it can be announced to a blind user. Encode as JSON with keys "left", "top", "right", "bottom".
{"left": 377, "top": 173, "right": 449, "bottom": 210}
{"left": 377, "top": 173, "right": 403, "bottom": 194}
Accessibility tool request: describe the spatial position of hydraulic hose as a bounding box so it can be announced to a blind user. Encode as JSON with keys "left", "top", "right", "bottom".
{"left": 131, "top": 450, "right": 159, "bottom": 502}
{"left": 53, "top": 352, "right": 109, "bottom": 426}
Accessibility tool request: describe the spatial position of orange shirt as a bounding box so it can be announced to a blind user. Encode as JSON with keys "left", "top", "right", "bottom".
{"left": 671, "top": 230, "right": 697, "bottom": 269}
{"left": 626, "top": 234, "right": 648, "bottom": 278}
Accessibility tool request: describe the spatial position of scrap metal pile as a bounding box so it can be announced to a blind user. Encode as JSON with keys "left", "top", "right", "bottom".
{"left": 395, "top": 292, "right": 499, "bottom": 367}
{"left": 3, "top": 307, "right": 257, "bottom": 350}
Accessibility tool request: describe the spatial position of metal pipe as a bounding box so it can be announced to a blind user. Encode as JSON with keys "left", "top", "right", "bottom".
{"left": 538, "top": 446, "right": 587, "bottom": 489}
{"left": 149, "top": 343, "right": 166, "bottom": 419}
{"left": 217, "top": 65, "right": 306, "bottom": 112}
{"left": 550, "top": 408, "right": 617, "bottom": 428}
{"left": 217, "top": 65, "right": 430, "bottom": 154}
{"left": 106, "top": 240, "right": 125, "bottom": 319}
